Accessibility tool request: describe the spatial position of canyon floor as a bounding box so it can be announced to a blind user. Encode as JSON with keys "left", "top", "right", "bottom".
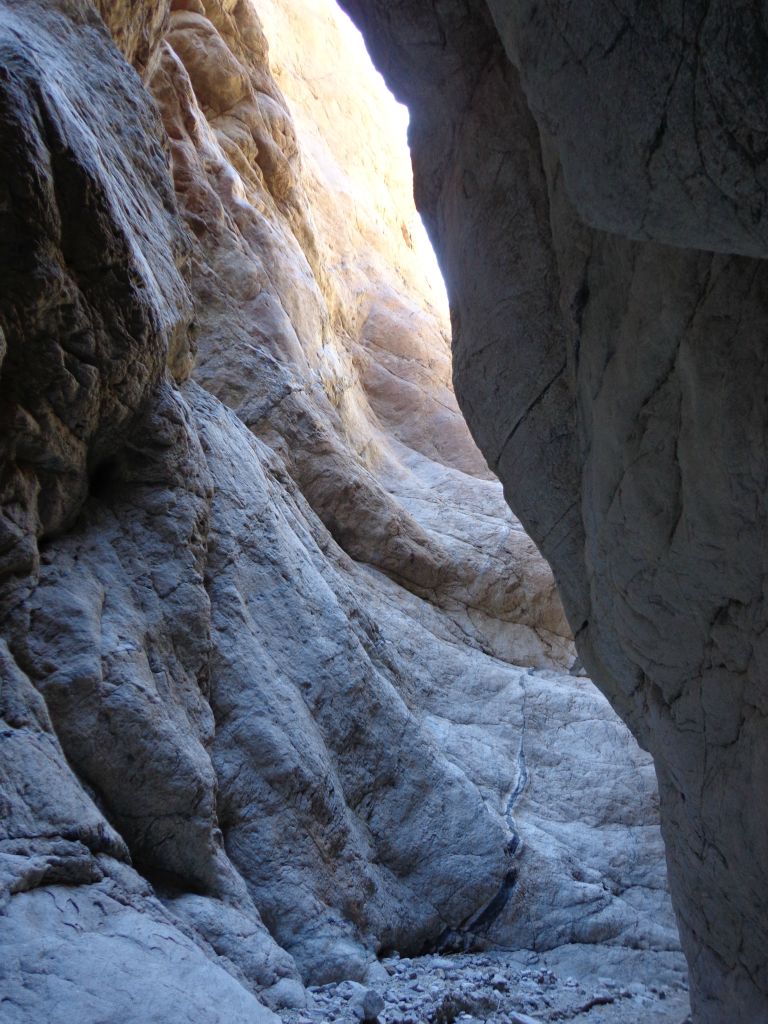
{"left": 284, "top": 951, "right": 691, "bottom": 1024}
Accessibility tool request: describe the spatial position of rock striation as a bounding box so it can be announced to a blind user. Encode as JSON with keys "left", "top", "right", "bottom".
{"left": 1, "top": 1, "right": 683, "bottom": 1022}
{"left": 339, "top": 2, "right": 768, "bottom": 1021}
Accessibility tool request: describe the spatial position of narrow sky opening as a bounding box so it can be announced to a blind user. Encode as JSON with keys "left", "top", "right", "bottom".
{"left": 328, "top": 1, "right": 449, "bottom": 308}
{"left": 258, "top": 0, "right": 449, "bottom": 315}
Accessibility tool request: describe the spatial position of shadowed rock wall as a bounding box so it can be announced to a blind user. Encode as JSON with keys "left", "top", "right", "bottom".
{"left": 338, "top": 2, "right": 768, "bottom": 1021}
{"left": 0, "top": 0, "right": 684, "bottom": 1020}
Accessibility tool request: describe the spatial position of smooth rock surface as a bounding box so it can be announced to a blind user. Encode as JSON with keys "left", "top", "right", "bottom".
{"left": 1, "top": 873, "right": 281, "bottom": 1024}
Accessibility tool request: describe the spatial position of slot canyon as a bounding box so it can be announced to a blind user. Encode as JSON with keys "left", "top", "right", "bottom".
{"left": 0, "top": 2, "right": 765, "bottom": 1023}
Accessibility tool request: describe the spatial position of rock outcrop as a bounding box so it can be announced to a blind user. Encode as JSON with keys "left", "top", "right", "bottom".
{"left": 1, "top": 0, "right": 683, "bottom": 1021}
{"left": 339, "top": 2, "right": 768, "bottom": 1021}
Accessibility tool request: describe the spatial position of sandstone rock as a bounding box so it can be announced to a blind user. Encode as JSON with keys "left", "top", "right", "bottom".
{"left": 94, "top": 0, "right": 172, "bottom": 78}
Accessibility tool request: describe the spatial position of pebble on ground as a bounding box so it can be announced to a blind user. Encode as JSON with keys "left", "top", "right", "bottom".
{"left": 281, "top": 951, "right": 692, "bottom": 1024}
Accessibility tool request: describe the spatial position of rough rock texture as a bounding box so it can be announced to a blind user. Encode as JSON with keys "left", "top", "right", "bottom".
{"left": 485, "top": 1, "right": 768, "bottom": 259}
{"left": 94, "top": 0, "right": 172, "bottom": 78}
{"left": 0, "top": 0, "right": 191, "bottom": 585}
{"left": 286, "top": 950, "right": 690, "bottom": 1024}
{"left": 338, "top": 2, "right": 768, "bottom": 1021}
{"left": 1, "top": 0, "right": 684, "bottom": 1021}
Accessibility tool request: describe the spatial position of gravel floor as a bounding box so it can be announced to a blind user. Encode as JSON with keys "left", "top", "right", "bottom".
{"left": 283, "top": 950, "right": 691, "bottom": 1024}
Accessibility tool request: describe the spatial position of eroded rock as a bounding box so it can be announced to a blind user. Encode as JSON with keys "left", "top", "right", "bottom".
{"left": 339, "top": 1, "right": 768, "bottom": 1019}
{"left": 0, "top": 0, "right": 191, "bottom": 585}
{"left": 0, "top": 0, "right": 688, "bottom": 1020}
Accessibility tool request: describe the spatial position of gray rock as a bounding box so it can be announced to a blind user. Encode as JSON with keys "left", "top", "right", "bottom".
{"left": 365, "top": 962, "right": 392, "bottom": 986}
{"left": 0, "top": 0, "right": 694, "bottom": 1021}
{"left": 261, "top": 978, "right": 310, "bottom": 1011}
{"left": 350, "top": 988, "right": 385, "bottom": 1022}
{"left": 485, "top": 1, "right": 768, "bottom": 258}
{"left": 0, "top": 874, "right": 280, "bottom": 1024}
{"left": 280, "top": 949, "right": 689, "bottom": 1024}
{"left": 0, "top": 0, "right": 192, "bottom": 588}
{"left": 339, "top": 1, "right": 768, "bottom": 1018}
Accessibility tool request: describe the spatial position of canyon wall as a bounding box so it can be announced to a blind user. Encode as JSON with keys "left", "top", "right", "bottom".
{"left": 1, "top": 0, "right": 682, "bottom": 1021}
{"left": 338, "top": 2, "right": 768, "bottom": 1021}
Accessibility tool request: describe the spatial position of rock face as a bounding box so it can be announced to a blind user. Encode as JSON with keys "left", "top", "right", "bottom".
{"left": 338, "top": 2, "right": 768, "bottom": 1021}
{"left": 1, "top": 0, "right": 682, "bottom": 1021}
{"left": 0, "top": 0, "right": 191, "bottom": 585}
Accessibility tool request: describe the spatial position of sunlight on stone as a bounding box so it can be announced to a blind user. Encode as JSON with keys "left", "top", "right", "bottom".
{"left": 256, "top": 0, "right": 449, "bottom": 316}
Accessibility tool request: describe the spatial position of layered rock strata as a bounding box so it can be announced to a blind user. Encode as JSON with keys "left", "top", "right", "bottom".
{"left": 1, "top": 0, "right": 681, "bottom": 1021}
{"left": 338, "top": 2, "right": 768, "bottom": 1021}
